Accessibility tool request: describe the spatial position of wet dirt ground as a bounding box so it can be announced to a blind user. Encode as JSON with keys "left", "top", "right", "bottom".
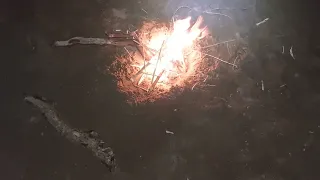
{"left": 1, "top": 0, "right": 320, "bottom": 179}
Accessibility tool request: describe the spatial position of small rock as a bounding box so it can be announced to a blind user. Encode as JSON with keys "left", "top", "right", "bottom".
{"left": 165, "top": 130, "right": 174, "bottom": 135}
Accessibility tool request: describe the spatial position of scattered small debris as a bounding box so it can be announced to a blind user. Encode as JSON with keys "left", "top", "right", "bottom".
{"left": 174, "top": 109, "right": 178, "bottom": 112}
{"left": 112, "top": 8, "right": 127, "bottom": 19}
{"left": 290, "top": 46, "right": 295, "bottom": 59}
{"left": 280, "top": 84, "right": 286, "bottom": 88}
{"left": 261, "top": 80, "right": 265, "bottom": 91}
{"left": 165, "top": 130, "right": 174, "bottom": 135}
{"left": 256, "top": 18, "right": 269, "bottom": 26}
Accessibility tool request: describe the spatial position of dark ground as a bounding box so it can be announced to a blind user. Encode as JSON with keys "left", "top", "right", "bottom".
{"left": 1, "top": 0, "right": 320, "bottom": 179}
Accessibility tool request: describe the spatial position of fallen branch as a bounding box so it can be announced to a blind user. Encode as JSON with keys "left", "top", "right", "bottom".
{"left": 53, "top": 37, "right": 135, "bottom": 47}
{"left": 24, "top": 96, "right": 117, "bottom": 172}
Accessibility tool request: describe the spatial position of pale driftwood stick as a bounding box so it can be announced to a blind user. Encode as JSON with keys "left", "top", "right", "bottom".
{"left": 54, "top": 37, "right": 137, "bottom": 47}
{"left": 54, "top": 37, "right": 109, "bottom": 46}
{"left": 24, "top": 96, "right": 117, "bottom": 172}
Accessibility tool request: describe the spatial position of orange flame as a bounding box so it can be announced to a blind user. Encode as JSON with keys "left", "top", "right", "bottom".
{"left": 139, "top": 16, "right": 208, "bottom": 87}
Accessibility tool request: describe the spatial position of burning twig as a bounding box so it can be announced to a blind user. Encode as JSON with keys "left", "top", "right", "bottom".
{"left": 256, "top": 18, "right": 269, "bottom": 26}
{"left": 131, "top": 63, "right": 151, "bottom": 81}
{"left": 203, "top": 75, "right": 208, "bottom": 82}
{"left": 24, "top": 96, "right": 117, "bottom": 172}
{"left": 124, "top": 47, "right": 133, "bottom": 58}
{"left": 203, "top": 53, "right": 238, "bottom": 68}
{"left": 149, "top": 70, "right": 165, "bottom": 91}
{"left": 137, "top": 74, "right": 146, "bottom": 85}
{"left": 191, "top": 82, "right": 199, "bottom": 90}
{"left": 150, "top": 40, "right": 166, "bottom": 87}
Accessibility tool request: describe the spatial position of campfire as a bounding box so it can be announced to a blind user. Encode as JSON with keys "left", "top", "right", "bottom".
{"left": 52, "top": 6, "right": 250, "bottom": 104}
{"left": 110, "top": 16, "right": 216, "bottom": 103}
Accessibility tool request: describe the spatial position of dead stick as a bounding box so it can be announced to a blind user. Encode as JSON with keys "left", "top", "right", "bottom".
{"left": 24, "top": 96, "right": 117, "bottom": 172}
{"left": 203, "top": 53, "right": 237, "bottom": 68}
{"left": 201, "top": 39, "right": 236, "bottom": 49}
{"left": 54, "top": 37, "right": 109, "bottom": 46}
{"left": 54, "top": 37, "right": 135, "bottom": 47}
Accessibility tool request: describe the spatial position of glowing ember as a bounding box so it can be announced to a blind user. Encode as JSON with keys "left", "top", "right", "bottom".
{"left": 110, "top": 16, "right": 212, "bottom": 103}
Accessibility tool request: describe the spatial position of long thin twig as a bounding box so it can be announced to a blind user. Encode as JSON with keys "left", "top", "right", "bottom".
{"left": 24, "top": 96, "right": 117, "bottom": 172}
{"left": 202, "top": 39, "right": 236, "bottom": 49}
{"left": 131, "top": 63, "right": 151, "bottom": 81}
{"left": 203, "top": 53, "right": 238, "bottom": 68}
{"left": 191, "top": 82, "right": 199, "bottom": 90}
{"left": 149, "top": 70, "right": 165, "bottom": 91}
{"left": 202, "top": 11, "right": 233, "bottom": 21}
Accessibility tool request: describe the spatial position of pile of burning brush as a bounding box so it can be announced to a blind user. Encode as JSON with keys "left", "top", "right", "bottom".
{"left": 109, "top": 16, "right": 221, "bottom": 103}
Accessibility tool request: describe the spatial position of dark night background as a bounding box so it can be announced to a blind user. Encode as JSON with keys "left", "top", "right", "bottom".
{"left": 1, "top": 0, "right": 320, "bottom": 179}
